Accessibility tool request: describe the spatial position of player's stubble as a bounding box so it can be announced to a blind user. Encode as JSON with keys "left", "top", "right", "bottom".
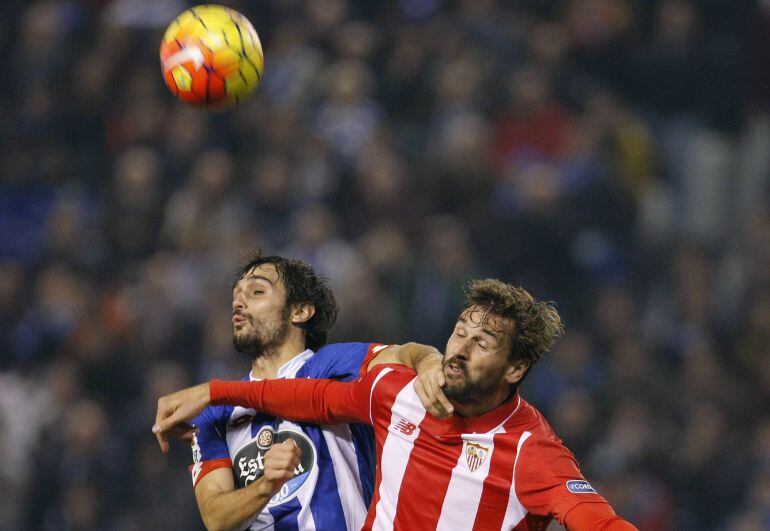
{"left": 441, "top": 357, "right": 505, "bottom": 406}
{"left": 233, "top": 304, "right": 292, "bottom": 361}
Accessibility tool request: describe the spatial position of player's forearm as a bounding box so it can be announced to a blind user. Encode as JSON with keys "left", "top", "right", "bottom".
{"left": 396, "top": 342, "right": 443, "bottom": 371}
{"left": 198, "top": 479, "right": 273, "bottom": 531}
{"left": 210, "top": 378, "right": 369, "bottom": 425}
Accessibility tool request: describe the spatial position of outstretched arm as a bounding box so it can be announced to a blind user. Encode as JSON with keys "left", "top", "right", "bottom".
{"left": 153, "top": 371, "right": 380, "bottom": 453}
{"left": 209, "top": 376, "right": 372, "bottom": 425}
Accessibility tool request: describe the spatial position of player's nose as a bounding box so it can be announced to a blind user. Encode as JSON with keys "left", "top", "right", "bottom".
{"left": 446, "top": 341, "right": 471, "bottom": 361}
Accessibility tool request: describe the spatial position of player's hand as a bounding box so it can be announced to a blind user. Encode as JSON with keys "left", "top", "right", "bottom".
{"left": 414, "top": 360, "right": 454, "bottom": 419}
{"left": 153, "top": 382, "right": 211, "bottom": 454}
{"left": 262, "top": 440, "right": 302, "bottom": 495}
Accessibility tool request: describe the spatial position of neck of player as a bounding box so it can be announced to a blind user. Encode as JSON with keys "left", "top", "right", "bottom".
{"left": 250, "top": 330, "right": 309, "bottom": 379}
{"left": 450, "top": 385, "right": 517, "bottom": 419}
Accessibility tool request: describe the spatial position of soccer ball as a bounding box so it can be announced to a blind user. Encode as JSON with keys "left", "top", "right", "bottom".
{"left": 159, "top": 5, "right": 263, "bottom": 107}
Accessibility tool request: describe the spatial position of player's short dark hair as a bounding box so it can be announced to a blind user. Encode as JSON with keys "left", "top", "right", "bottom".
{"left": 233, "top": 250, "right": 338, "bottom": 351}
{"left": 462, "top": 279, "right": 564, "bottom": 371}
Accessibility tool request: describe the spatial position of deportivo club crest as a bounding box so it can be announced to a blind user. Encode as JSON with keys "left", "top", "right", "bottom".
{"left": 465, "top": 441, "right": 490, "bottom": 472}
{"left": 257, "top": 426, "right": 274, "bottom": 448}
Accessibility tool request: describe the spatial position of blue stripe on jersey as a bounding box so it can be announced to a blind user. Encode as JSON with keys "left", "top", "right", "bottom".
{"left": 309, "top": 427, "right": 345, "bottom": 529}
{"left": 308, "top": 342, "right": 373, "bottom": 381}
{"left": 350, "top": 422, "right": 376, "bottom": 508}
{"left": 193, "top": 404, "right": 235, "bottom": 461}
{"left": 251, "top": 412, "right": 278, "bottom": 437}
{"left": 270, "top": 498, "right": 300, "bottom": 531}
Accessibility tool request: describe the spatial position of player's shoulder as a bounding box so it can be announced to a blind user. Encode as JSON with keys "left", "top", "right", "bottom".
{"left": 511, "top": 424, "right": 576, "bottom": 468}
{"left": 305, "top": 342, "right": 382, "bottom": 379}
{"left": 365, "top": 362, "right": 416, "bottom": 388}
{"left": 315, "top": 342, "right": 377, "bottom": 359}
{"left": 510, "top": 396, "right": 561, "bottom": 436}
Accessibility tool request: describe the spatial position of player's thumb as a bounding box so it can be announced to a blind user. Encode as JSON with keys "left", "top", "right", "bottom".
{"left": 285, "top": 439, "right": 301, "bottom": 454}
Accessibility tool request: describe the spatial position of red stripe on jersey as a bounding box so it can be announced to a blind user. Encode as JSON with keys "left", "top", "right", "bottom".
{"left": 472, "top": 435, "right": 518, "bottom": 530}
{"left": 362, "top": 370, "right": 406, "bottom": 531}
{"left": 191, "top": 457, "right": 232, "bottom": 487}
{"left": 392, "top": 425, "right": 464, "bottom": 529}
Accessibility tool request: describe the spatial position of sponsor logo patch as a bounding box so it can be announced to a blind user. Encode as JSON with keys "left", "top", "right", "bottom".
{"left": 232, "top": 429, "right": 316, "bottom": 506}
{"left": 566, "top": 480, "right": 597, "bottom": 494}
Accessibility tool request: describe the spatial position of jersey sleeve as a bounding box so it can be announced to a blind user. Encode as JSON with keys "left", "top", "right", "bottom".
{"left": 311, "top": 342, "right": 388, "bottom": 380}
{"left": 210, "top": 364, "right": 399, "bottom": 426}
{"left": 189, "top": 405, "right": 233, "bottom": 487}
{"left": 563, "top": 502, "right": 639, "bottom": 530}
{"left": 515, "top": 435, "right": 610, "bottom": 524}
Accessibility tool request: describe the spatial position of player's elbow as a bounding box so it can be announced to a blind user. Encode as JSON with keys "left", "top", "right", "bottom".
{"left": 199, "top": 506, "right": 237, "bottom": 531}
{"left": 202, "top": 516, "right": 233, "bottom": 531}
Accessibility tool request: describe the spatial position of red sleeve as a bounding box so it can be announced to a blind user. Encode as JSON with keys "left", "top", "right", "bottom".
{"left": 563, "top": 502, "right": 639, "bottom": 530}
{"left": 515, "top": 435, "right": 610, "bottom": 524}
{"left": 209, "top": 365, "right": 395, "bottom": 425}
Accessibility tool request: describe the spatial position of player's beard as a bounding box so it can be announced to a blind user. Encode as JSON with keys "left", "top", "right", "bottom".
{"left": 233, "top": 306, "right": 292, "bottom": 361}
{"left": 442, "top": 358, "right": 502, "bottom": 405}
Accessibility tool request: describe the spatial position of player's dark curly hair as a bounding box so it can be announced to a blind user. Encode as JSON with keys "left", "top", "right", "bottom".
{"left": 233, "top": 250, "right": 338, "bottom": 351}
{"left": 462, "top": 279, "right": 564, "bottom": 372}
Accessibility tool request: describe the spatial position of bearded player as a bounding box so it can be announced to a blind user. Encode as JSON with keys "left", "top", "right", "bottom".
{"left": 156, "top": 278, "right": 636, "bottom": 530}
{"left": 160, "top": 251, "right": 447, "bottom": 531}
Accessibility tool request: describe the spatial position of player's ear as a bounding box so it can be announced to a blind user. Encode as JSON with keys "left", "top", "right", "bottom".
{"left": 291, "top": 303, "right": 315, "bottom": 325}
{"left": 504, "top": 359, "right": 530, "bottom": 385}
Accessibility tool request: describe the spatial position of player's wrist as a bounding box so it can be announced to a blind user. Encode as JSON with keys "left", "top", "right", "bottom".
{"left": 209, "top": 380, "right": 226, "bottom": 404}
{"left": 250, "top": 476, "right": 278, "bottom": 499}
{"left": 415, "top": 350, "right": 443, "bottom": 373}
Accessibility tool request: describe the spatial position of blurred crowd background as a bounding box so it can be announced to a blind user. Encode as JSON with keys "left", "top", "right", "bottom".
{"left": 0, "top": 0, "right": 769, "bottom": 529}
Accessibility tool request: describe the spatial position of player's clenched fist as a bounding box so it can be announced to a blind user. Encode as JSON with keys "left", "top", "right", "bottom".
{"left": 262, "top": 440, "right": 302, "bottom": 495}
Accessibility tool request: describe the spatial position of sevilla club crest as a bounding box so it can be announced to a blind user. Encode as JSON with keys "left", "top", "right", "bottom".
{"left": 465, "top": 441, "right": 490, "bottom": 472}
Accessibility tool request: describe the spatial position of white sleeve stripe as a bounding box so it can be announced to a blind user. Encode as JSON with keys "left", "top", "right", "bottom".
{"left": 513, "top": 431, "right": 532, "bottom": 475}
{"left": 369, "top": 367, "right": 393, "bottom": 425}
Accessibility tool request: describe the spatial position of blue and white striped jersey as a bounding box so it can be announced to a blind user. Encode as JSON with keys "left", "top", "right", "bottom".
{"left": 190, "top": 342, "right": 381, "bottom": 530}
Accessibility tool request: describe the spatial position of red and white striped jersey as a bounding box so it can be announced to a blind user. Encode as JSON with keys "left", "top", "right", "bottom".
{"left": 211, "top": 364, "right": 611, "bottom": 530}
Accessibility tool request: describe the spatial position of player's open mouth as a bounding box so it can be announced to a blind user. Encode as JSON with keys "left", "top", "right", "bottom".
{"left": 445, "top": 362, "right": 466, "bottom": 378}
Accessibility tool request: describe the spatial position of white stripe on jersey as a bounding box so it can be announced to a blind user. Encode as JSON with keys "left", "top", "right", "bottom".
{"left": 277, "top": 421, "right": 318, "bottom": 531}
{"left": 500, "top": 430, "right": 532, "bottom": 528}
{"left": 435, "top": 433, "right": 498, "bottom": 530}
{"left": 226, "top": 406, "right": 259, "bottom": 458}
{"left": 369, "top": 367, "right": 393, "bottom": 424}
{"left": 372, "top": 379, "right": 426, "bottom": 531}
{"left": 322, "top": 424, "right": 368, "bottom": 531}
{"left": 244, "top": 511, "right": 275, "bottom": 531}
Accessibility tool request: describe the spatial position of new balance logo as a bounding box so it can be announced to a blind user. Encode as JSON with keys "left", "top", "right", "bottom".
{"left": 393, "top": 418, "right": 417, "bottom": 436}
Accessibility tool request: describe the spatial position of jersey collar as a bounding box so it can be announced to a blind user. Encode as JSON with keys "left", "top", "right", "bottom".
{"left": 453, "top": 393, "right": 522, "bottom": 434}
{"left": 249, "top": 349, "right": 315, "bottom": 381}
{"left": 428, "top": 393, "right": 522, "bottom": 439}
